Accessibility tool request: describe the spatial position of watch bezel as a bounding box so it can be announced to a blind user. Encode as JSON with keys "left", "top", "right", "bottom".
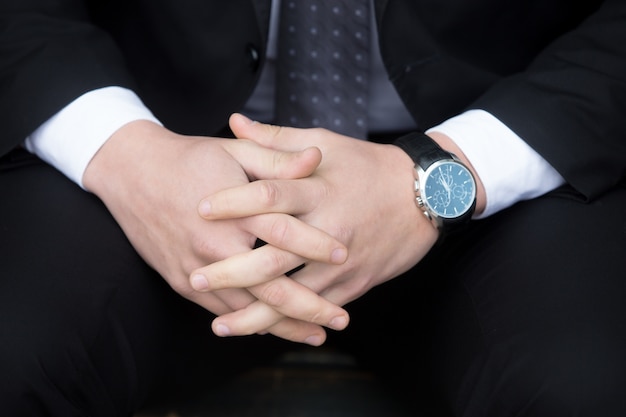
{"left": 415, "top": 157, "right": 477, "bottom": 227}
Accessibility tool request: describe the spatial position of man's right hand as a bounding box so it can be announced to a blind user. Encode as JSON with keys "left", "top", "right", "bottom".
{"left": 82, "top": 120, "right": 350, "bottom": 345}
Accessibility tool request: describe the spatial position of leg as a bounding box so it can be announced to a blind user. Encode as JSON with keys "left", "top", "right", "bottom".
{"left": 431, "top": 185, "right": 626, "bottom": 416}
{"left": 0, "top": 153, "right": 285, "bottom": 416}
{"left": 332, "top": 184, "right": 626, "bottom": 416}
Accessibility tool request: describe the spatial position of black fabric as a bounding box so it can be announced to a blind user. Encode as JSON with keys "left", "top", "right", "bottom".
{"left": 435, "top": 184, "right": 626, "bottom": 416}
{"left": 3, "top": 0, "right": 625, "bottom": 204}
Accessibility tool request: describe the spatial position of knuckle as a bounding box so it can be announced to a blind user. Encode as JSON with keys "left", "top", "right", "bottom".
{"left": 169, "top": 278, "right": 192, "bottom": 297}
{"left": 191, "top": 231, "right": 229, "bottom": 263}
{"left": 257, "top": 181, "right": 281, "bottom": 208}
{"left": 268, "top": 216, "right": 291, "bottom": 244}
{"left": 312, "top": 234, "right": 334, "bottom": 258}
{"left": 260, "top": 248, "right": 291, "bottom": 275}
{"left": 308, "top": 310, "right": 323, "bottom": 324}
{"left": 273, "top": 151, "right": 291, "bottom": 173}
{"left": 191, "top": 233, "right": 212, "bottom": 258}
{"left": 330, "top": 224, "right": 353, "bottom": 245}
{"left": 259, "top": 280, "right": 289, "bottom": 307}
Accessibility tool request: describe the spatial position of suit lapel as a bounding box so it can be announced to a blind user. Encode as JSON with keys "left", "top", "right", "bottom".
{"left": 373, "top": 0, "right": 389, "bottom": 24}
{"left": 250, "top": 0, "right": 272, "bottom": 43}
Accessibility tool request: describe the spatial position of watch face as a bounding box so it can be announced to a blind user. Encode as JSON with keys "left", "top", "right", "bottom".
{"left": 422, "top": 160, "right": 476, "bottom": 219}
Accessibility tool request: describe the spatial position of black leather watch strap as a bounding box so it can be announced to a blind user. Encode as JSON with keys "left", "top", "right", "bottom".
{"left": 393, "top": 131, "right": 452, "bottom": 170}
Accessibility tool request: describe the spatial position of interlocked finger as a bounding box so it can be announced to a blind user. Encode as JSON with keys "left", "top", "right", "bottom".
{"left": 211, "top": 277, "right": 349, "bottom": 337}
{"left": 190, "top": 243, "right": 305, "bottom": 291}
{"left": 241, "top": 213, "right": 347, "bottom": 265}
{"left": 199, "top": 178, "right": 325, "bottom": 220}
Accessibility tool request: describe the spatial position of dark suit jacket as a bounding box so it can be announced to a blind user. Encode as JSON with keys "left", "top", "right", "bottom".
{"left": 1, "top": 0, "right": 625, "bottom": 201}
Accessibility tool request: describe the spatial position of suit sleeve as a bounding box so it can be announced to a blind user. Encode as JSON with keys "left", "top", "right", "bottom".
{"left": 472, "top": 0, "right": 626, "bottom": 201}
{"left": 0, "top": 0, "right": 136, "bottom": 157}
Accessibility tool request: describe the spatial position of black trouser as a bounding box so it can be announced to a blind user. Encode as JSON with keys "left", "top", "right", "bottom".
{"left": 2, "top": 150, "right": 626, "bottom": 416}
{"left": 340, "top": 179, "right": 626, "bottom": 416}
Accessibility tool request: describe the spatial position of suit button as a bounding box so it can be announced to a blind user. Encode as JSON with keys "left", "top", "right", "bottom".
{"left": 246, "top": 43, "right": 260, "bottom": 72}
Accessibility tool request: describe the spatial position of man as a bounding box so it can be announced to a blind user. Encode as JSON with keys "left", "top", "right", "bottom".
{"left": 1, "top": 0, "right": 625, "bottom": 416}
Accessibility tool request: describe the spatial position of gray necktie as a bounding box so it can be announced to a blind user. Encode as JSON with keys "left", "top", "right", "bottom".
{"left": 275, "top": 0, "right": 370, "bottom": 139}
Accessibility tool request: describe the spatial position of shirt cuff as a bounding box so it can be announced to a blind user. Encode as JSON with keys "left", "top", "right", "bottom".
{"left": 427, "top": 109, "right": 565, "bottom": 218}
{"left": 24, "top": 86, "right": 162, "bottom": 189}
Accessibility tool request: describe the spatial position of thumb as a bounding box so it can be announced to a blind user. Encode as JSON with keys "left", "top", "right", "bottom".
{"left": 229, "top": 113, "right": 302, "bottom": 151}
{"left": 225, "top": 115, "right": 322, "bottom": 180}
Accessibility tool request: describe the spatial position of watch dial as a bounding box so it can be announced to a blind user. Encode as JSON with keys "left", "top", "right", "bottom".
{"left": 423, "top": 161, "right": 476, "bottom": 218}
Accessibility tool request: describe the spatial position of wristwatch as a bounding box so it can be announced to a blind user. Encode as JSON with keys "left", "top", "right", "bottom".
{"left": 394, "top": 131, "right": 477, "bottom": 233}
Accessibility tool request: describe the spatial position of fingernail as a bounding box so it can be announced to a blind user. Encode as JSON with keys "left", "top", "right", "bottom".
{"left": 198, "top": 200, "right": 211, "bottom": 217}
{"left": 330, "top": 247, "right": 348, "bottom": 264}
{"left": 304, "top": 335, "right": 323, "bottom": 346}
{"left": 191, "top": 274, "right": 209, "bottom": 291}
{"left": 329, "top": 315, "right": 348, "bottom": 330}
{"left": 215, "top": 323, "right": 231, "bottom": 337}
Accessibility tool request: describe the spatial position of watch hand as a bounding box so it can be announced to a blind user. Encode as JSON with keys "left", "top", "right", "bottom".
{"left": 439, "top": 169, "right": 451, "bottom": 193}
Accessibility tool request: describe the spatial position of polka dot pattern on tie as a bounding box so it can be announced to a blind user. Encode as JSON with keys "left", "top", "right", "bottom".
{"left": 275, "top": 0, "right": 370, "bottom": 139}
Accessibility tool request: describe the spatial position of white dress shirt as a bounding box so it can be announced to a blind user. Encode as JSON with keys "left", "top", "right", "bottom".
{"left": 24, "top": 0, "right": 564, "bottom": 218}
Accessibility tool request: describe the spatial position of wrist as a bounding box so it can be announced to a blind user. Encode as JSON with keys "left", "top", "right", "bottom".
{"left": 393, "top": 131, "right": 479, "bottom": 236}
{"left": 83, "top": 120, "right": 172, "bottom": 197}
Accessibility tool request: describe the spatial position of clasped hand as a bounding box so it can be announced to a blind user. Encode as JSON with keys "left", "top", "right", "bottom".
{"left": 191, "top": 114, "right": 439, "bottom": 341}
{"left": 84, "top": 119, "right": 352, "bottom": 346}
{"left": 85, "top": 115, "right": 437, "bottom": 347}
